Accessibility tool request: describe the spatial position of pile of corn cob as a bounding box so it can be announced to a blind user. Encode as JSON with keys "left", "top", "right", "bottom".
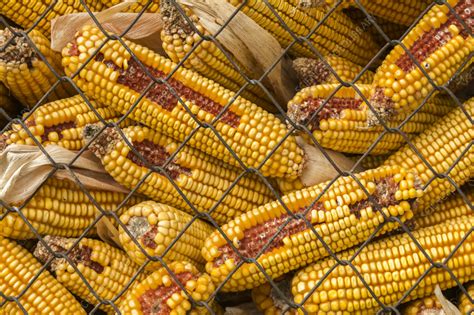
{"left": 1, "top": 0, "right": 473, "bottom": 314}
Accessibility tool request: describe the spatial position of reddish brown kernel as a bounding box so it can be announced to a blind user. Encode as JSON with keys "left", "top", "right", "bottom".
{"left": 96, "top": 54, "right": 241, "bottom": 128}
{"left": 215, "top": 175, "right": 408, "bottom": 266}
{"left": 41, "top": 121, "right": 76, "bottom": 142}
{"left": 214, "top": 208, "right": 316, "bottom": 266}
{"left": 289, "top": 97, "right": 363, "bottom": 130}
{"left": 127, "top": 140, "right": 191, "bottom": 179}
{"left": 68, "top": 42, "right": 79, "bottom": 57}
{"left": 138, "top": 272, "right": 196, "bottom": 315}
{"left": 395, "top": 0, "right": 473, "bottom": 72}
{"left": 141, "top": 226, "right": 159, "bottom": 250}
{"left": 36, "top": 238, "right": 105, "bottom": 274}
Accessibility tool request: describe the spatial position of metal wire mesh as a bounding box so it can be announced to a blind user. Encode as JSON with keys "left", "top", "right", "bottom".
{"left": 0, "top": 0, "right": 473, "bottom": 314}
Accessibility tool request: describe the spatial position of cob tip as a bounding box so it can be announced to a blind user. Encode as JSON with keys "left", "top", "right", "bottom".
{"left": 83, "top": 123, "right": 122, "bottom": 158}
{"left": 34, "top": 236, "right": 74, "bottom": 272}
{"left": 0, "top": 28, "right": 35, "bottom": 67}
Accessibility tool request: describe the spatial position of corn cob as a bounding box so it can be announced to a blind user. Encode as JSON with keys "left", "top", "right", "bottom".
{"left": 2, "top": 94, "right": 127, "bottom": 151}
{"left": 293, "top": 56, "right": 374, "bottom": 88}
{"left": 369, "top": 0, "right": 474, "bottom": 122}
{"left": 292, "top": 215, "right": 474, "bottom": 314}
{"left": 1, "top": 0, "right": 104, "bottom": 39}
{"left": 288, "top": 84, "right": 455, "bottom": 155}
{"left": 120, "top": 261, "right": 215, "bottom": 314}
{"left": 226, "top": 0, "right": 379, "bottom": 64}
{"left": 384, "top": 97, "right": 474, "bottom": 213}
{"left": 119, "top": 201, "right": 213, "bottom": 271}
{"left": 459, "top": 282, "right": 474, "bottom": 314}
{"left": 160, "top": 0, "right": 275, "bottom": 112}
{"left": 0, "top": 177, "right": 143, "bottom": 240}
{"left": 62, "top": 25, "right": 304, "bottom": 179}
{"left": 34, "top": 236, "right": 147, "bottom": 314}
{"left": 85, "top": 125, "right": 275, "bottom": 224}
{"left": 252, "top": 278, "right": 296, "bottom": 315}
{"left": 203, "top": 165, "right": 421, "bottom": 292}
{"left": 403, "top": 295, "right": 445, "bottom": 315}
{"left": 412, "top": 187, "right": 473, "bottom": 230}
{"left": 101, "top": 0, "right": 160, "bottom": 12}
{"left": 0, "top": 235, "right": 86, "bottom": 314}
{"left": 312, "top": 0, "right": 431, "bottom": 26}
{"left": 0, "top": 28, "right": 74, "bottom": 108}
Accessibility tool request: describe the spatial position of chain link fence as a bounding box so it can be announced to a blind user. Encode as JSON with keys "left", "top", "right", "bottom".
{"left": 0, "top": 0, "right": 473, "bottom": 314}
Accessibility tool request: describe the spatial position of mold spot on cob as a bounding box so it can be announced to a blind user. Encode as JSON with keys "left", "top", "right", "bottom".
{"left": 63, "top": 25, "right": 305, "bottom": 178}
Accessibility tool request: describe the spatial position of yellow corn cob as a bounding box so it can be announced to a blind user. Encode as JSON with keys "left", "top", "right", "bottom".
{"left": 369, "top": 0, "right": 474, "bottom": 122}
{"left": 120, "top": 261, "right": 215, "bottom": 314}
{"left": 0, "top": 28, "right": 74, "bottom": 108}
{"left": 412, "top": 187, "right": 473, "bottom": 230}
{"left": 343, "top": 8, "right": 408, "bottom": 45}
{"left": 227, "top": 0, "right": 379, "bottom": 63}
{"left": 34, "top": 236, "right": 147, "bottom": 314}
{"left": 0, "top": 177, "right": 143, "bottom": 239}
{"left": 84, "top": 125, "right": 275, "bottom": 224}
{"left": 203, "top": 165, "right": 421, "bottom": 292}
{"left": 0, "top": 235, "right": 86, "bottom": 314}
{"left": 1, "top": 0, "right": 104, "bottom": 39}
{"left": 292, "top": 215, "right": 474, "bottom": 314}
{"left": 62, "top": 25, "right": 304, "bottom": 179}
{"left": 2, "top": 95, "right": 127, "bottom": 150}
{"left": 160, "top": 1, "right": 275, "bottom": 112}
{"left": 252, "top": 279, "right": 296, "bottom": 315}
{"left": 459, "top": 282, "right": 474, "bottom": 314}
{"left": 288, "top": 84, "right": 455, "bottom": 154}
{"left": 315, "top": 0, "right": 431, "bottom": 26}
{"left": 340, "top": 0, "right": 432, "bottom": 26}
{"left": 119, "top": 201, "right": 214, "bottom": 271}
{"left": 293, "top": 56, "right": 374, "bottom": 88}
{"left": 101, "top": 0, "right": 160, "bottom": 12}
{"left": 403, "top": 295, "right": 445, "bottom": 315}
{"left": 384, "top": 97, "right": 474, "bottom": 213}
